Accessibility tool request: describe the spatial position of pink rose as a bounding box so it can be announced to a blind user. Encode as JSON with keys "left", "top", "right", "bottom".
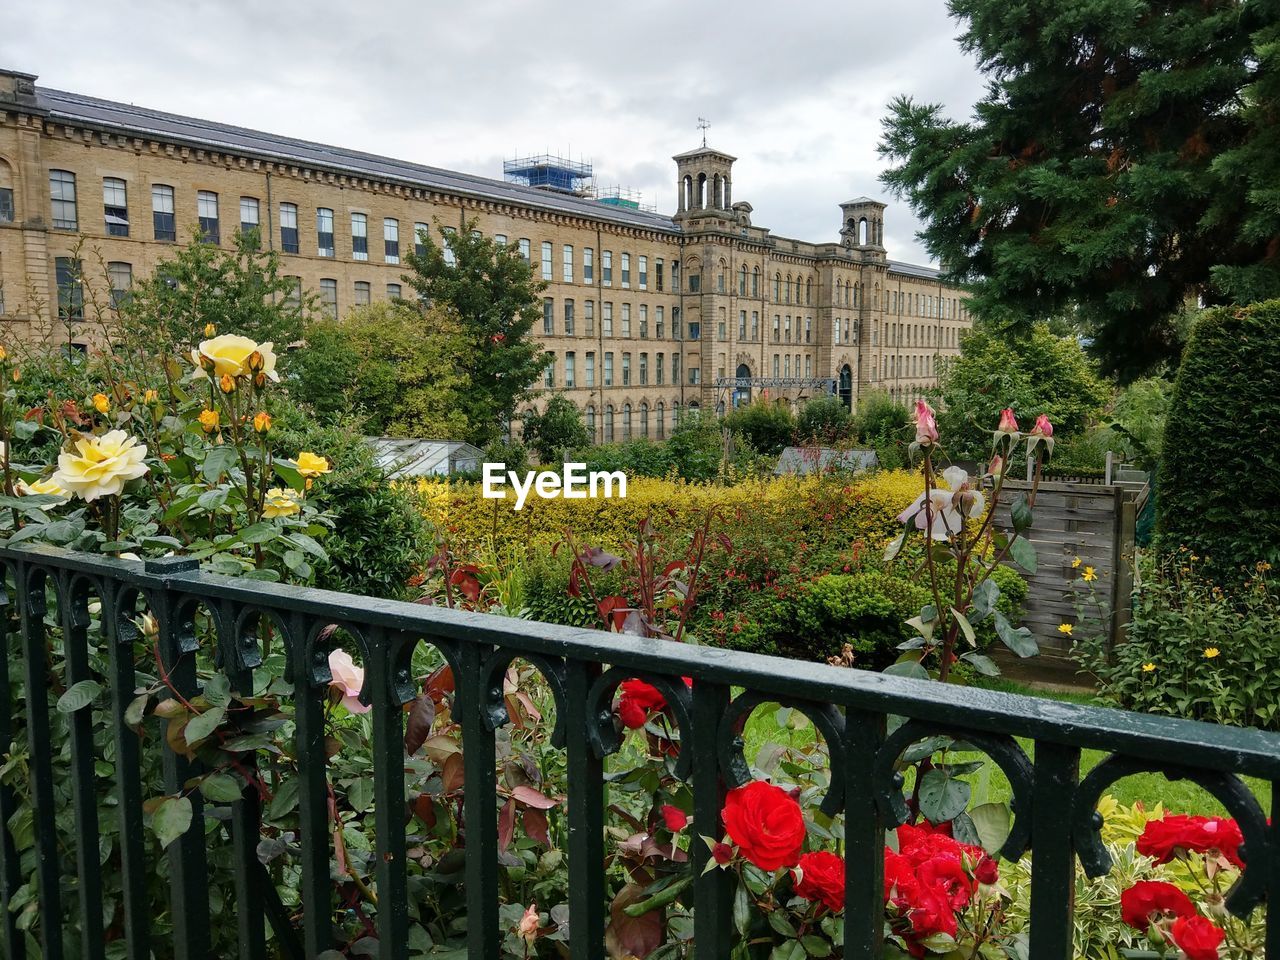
{"left": 518, "top": 903, "right": 540, "bottom": 941}
{"left": 987, "top": 455, "right": 1004, "bottom": 477}
{"left": 914, "top": 401, "right": 939, "bottom": 446}
{"left": 997, "top": 408, "right": 1019, "bottom": 433}
{"left": 328, "top": 649, "right": 370, "bottom": 714}
{"left": 1030, "top": 414, "right": 1053, "bottom": 437}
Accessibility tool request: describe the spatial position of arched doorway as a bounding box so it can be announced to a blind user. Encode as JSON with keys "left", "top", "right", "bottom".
{"left": 733, "top": 363, "right": 751, "bottom": 408}
{"left": 839, "top": 365, "right": 853, "bottom": 410}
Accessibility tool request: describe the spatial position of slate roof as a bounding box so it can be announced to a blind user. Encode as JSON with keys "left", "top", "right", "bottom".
{"left": 365, "top": 438, "right": 485, "bottom": 478}
{"left": 887, "top": 259, "right": 945, "bottom": 281}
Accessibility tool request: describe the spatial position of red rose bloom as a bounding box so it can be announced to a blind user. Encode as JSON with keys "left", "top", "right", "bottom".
{"left": 711, "top": 842, "right": 735, "bottom": 865}
{"left": 721, "top": 781, "right": 806, "bottom": 871}
{"left": 1137, "top": 815, "right": 1244, "bottom": 868}
{"left": 974, "top": 855, "right": 999, "bottom": 885}
{"left": 792, "top": 851, "right": 845, "bottom": 913}
{"left": 660, "top": 805, "right": 688, "bottom": 832}
{"left": 1119, "top": 880, "right": 1196, "bottom": 931}
{"left": 916, "top": 853, "right": 974, "bottom": 911}
{"left": 1170, "top": 915, "right": 1225, "bottom": 960}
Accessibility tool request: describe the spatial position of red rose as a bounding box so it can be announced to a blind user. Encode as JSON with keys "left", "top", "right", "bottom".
{"left": 660, "top": 805, "right": 688, "bottom": 832}
{"left": 974, "top": 855, "right": 999, "bottom": 885}
{"left": 1137, "top": 815, "right": 1244, "bottom": 868}
{"left": 1170, "top": 915, "right": 1225, "bottom": 960}
{"left": 915, "top": 853, "right": 974, "bottom": 912}
{"left": 792, "top": 851, "right": 845, "bottom": 913}
{"left": 617, "top": 680, "right": 666, "bottom": 729}
{"left": 1119, "top": 880, "right": 1195, "bottom": 931}
{"left": 883, "top": 850, "right": 915, "bottom": 903}
{"left": 712, "top": 842, "right": 735, "bottom": 865}
{"left": 721, "top": 781, "right": 806, "bottom": 871}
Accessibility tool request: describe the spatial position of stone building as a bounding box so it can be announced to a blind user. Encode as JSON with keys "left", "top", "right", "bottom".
{"left": 0, "top": 67, "right": 972, "bottom": 442}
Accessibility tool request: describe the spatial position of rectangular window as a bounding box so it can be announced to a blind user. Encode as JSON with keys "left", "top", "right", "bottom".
{"left": 107, "top": 261, "right": 132, "bottom": 309}
{"left": 541, "top": 241, "right": 553, "bottom": 281}
{"left": 0, "top": 187, "right": 13, "bottom": 223}
{"left": 752, "top": 311, "right": 759, "bottom": 339}
{"left": 622, "top": 352, "right": 631, "bottom": 386}
{"left": 656, "top": 259, "right": 664, "bottom": 292}
{"left": 565, "top": 352, "right": 576, "bottom": 388}
{"left": 672, "top": 261, "right": 679, "bottom": 291}
{"left": 656, "top": 306, "right": 665, "bottom": 338}
{"left": 442, "top": 227, "right": 457, "bottom": 267}
{"left": 240, "top": 196, "right": 260, "bottom": 237}
{"left": 718, "top": 271, "right": 725, "bottom": 293}
{"left": 585, "top": 300, "right": 595, "bottom": 335}
{"left": 197, "top": 191, "right": 219, "bottom": 244}
{"left": 689, "top": 366, "right": 700, "bottom": 385}
{"left": 279, "top": 202, "right": 299, "bottom": 253}
{"left": 320, "top": 278, "right": 338, "bottom": 318}
{"left": 543, "top": 298, "right": 555, "bottom": 335}
{"left": 55, "top": 257, "right": 83, "bottom": 319}
{"left": 639, "top": 353, "right": 648, "bottom": 385}
{"left": 621, "top": 303, "right": 631, "bottom": 337}
{"left": 604, "top": 352, "right": 614, "bottom": 386}
{"left": 354, "top": 281, "right": 371, "bottom": 306}
{"left": 284, "top": 276, "right": 302, "bottom": 309}
{"left": 518, "top": 238, "right": 531, "bottom": 262}
{"left": 738, "top": 311, "right": 746, "bottom": 339}
{"left": 656, "top": 353, "right": 664, "bottom": 385}
{"left": 673, "top": 307, "right": 682, "bottom": 340}
{"left": 602, "top": 250, "right": 612, "bottom": 286}
{"left": 494, "top": 233, "right": 507, "bottom": 247}
{"left": 805, "top": 317, "right": 812, "bottom": 343}
{"left": 739, "top": 268, "right": 747, "bottom": 296}
{"left": 773, "top": 316, "right": 781, "bottom": 341}
{"left": 688, "top": 272, "right": 700, "bottom": 293}
{"left": 718, "top": 317, "right": 726, "bottom": 340}
{"left": 415, "top": 223, "right": 429, "bottom": 259}
{"left": 638, "top": 256, "right": 648, "bottom": 290}
{"left": 317, "top": 208, "right": 335, "bottom": 257}
{"left": 384, "top": 218, "right": 400, "bottom": 264}
{"left": 773, "top": 354, "right": 780, "bottom": 377}
{"left": 387, "top": 283, "right": 402, "bottom": 299}
{"left": 621, "top": 253, "right": 631, "bottom": 288}
{"left": 640, "top": 305, "right": 648, "bottom": 338}
{"left": 585, "top": 352, "right": 595, "bottom": 387}
{"left": 351, "top": 213, "right": 369, "bottom": 261}
{"left": 583, "top": 247, "right": 594, "bottom": 283}
{"left": 603, "top": 302, "right": 613, "bottom": 337}
{"left": 544, "top": 358, "right": 555, "bottom": 389}
{"left": 103, "top": 178, "right": 129, "bottom": 237}
{"left": 50, "top": 170, "right": 77, "bottom": 230}
{"left": 562, "top": 244, "right": 574, "bottom": 283}
{"left": 564, "top": 299, "right": 575, "bottom": 335}
{"left": 672, "top": 353, "right": 680, "bottom": 384}
{"left": 688, "top": 320, "right": 700, "bottom": 340}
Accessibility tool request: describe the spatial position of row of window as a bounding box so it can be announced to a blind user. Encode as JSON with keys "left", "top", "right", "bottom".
{"left": 542, "top": 350, "right": 689, "bottom": 389}
{"left": 533, "top": 244, "right": 670, "bottom": 291}
{"left": 540, "top": 300, "right": 697, "bottom": 339}
{"left": 883, "top": 354, "right": 942, "bottom": 380}
{"left": 582, "top": 400, "right": 699, "bottom": 443}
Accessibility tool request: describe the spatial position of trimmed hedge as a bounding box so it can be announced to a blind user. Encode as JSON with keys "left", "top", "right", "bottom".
{"left": 1158, "top": 300, "right": 1280, "bottom": 580}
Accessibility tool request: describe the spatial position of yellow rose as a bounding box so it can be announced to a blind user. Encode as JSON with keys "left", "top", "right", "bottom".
{"left": 204, "top": 323, "right": 217, "bottom": 338}
{"left": 0, "top": 344, "right": 7, "bottom": 361}
{"left": 16, "top": 476, "right": 70, "bottom": 504}
{"left": 198, "top": 408, "right": 220, "bottom": 433}
{"left": 191, "top": 334, "right": 280, "bottom": 382}
{"left": 92, "top": 393, "right": 110, "bottom": 415}
{"left": 143, "top": 389, "right": 159, "bottom": 405}
{"left": 262, "top": 487, "right": 301, "bottom": 518}
{"left": 253, "top": 411, "right": 272, "bottom": 434}
{"left": 52, "top": 430, "right": 149, "bottom": 502}
{"left": 219, "top": 373, "right": 236, "bottom": 394}
{"left": 295, "top": 451, "right": 331, "bottom": 478}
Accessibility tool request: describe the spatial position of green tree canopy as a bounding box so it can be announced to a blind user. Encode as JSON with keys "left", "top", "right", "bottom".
{"left": 879, "top": 0, "right": 1278, "bottom": 381}
{"left": 403, "top": 219, "right": 548, "bottom": 446}
{"left": 522, "top": 394, "right": 591, "bottom": 465}
{"left": 288, "top": 301, "right": 471, "bottom": 439}
{"left": 796, "top": 395, "right": 855, "bottom": 445}
{"left": 936, "top": 323, "right": 1110, "bottom": 460}
{"left": 724, "top": 399, "right": 796, "bottom": 456}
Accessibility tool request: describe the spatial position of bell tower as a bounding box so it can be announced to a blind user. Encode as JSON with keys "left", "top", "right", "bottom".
{"left": 840, "top": 197, "right": 887, "bottom": 262}
{"left": 673, "top": 145, "right": 736, "bottom": 220}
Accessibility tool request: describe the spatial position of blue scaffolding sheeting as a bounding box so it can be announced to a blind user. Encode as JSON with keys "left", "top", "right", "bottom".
{"left": 503, "top": 154, "right": 594, "bottom": 195}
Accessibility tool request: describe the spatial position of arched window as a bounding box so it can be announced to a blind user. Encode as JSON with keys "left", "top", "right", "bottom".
{"left": 585, "top": 405, "right": 596, "bottom": 440}
{"left": 858, "top": 217, "right": 868, "bottom": 245}
{"left": 773, "top": 273, "right": 781, "bottom": 301}
{"left": 805, "top": 278, "right": 812, "bottom": 305}
{"left": 640, "top": 402, "right": 649, "bottom": 437}
{"left": 785, "top": 275, "right": 792, "bottom": 303}
{"left": 656, "top": 401, "right": 665, "bottom": 438}
{"left": 739, "top": 264, "right": 747, "bottom": 295}
{"left": 696, "top": 173, "right": 707, "bottom": 209}
{"left": 623, "top": 403, "right": 633, "bottom": 439}
{"left": 672, "top": 401, "right": 681, "bottom": 428}
{"left": 605, "top": 405, "right": 615, "bottom": 442}
{"left": 683, "top": 175, "right": 694, "bottom": 211}
{"left": 734, "top": 363, "right": 751, "bottom": 408}
{"left": 689, "top": 401, "right": 700, "bottom": 415}
{"left": 752, "top": 267, "right": 760, "bottom": 297}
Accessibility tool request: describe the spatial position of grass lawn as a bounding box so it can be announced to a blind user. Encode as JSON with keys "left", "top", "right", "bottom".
{"left": 740, "top": 678, "right": 1272, "bottom": 817}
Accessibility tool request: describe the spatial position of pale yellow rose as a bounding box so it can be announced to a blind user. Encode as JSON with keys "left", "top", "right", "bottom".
{"left": 295, "top": 451, "right": 331, "bottom": 478}
{"left": 262, "top": 487, "right": 301, "bottom": 518}
{"left": 52, "top": 430, "right": 149, "bottom": 502}
{"left": 190, "top": 335, "right": 280, "bottom": 382}
{"left": 16, "top": 476, "right": 70, "bottom": 504}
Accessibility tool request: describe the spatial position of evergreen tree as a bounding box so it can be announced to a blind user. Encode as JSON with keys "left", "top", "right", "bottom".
{"left": 404, "top": 219, "right": 548, "bottom": 446}
{"left": 522, "top": 394, "right": 591, "bottom": 464}
{"left": 879, "top": 0, "right": 1278, "bottom": 380}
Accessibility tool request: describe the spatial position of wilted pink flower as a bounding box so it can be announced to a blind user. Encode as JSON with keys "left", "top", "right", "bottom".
{"left": 1030, "top": 414, "right": 1053, "bottom": 437}
{"left": 518, "top": 903, "right": 540, "bottom": 942}
{"left": 998, "top": 408, "right": 1019, "bottom": 433}
{"left": 328, "top": 649, "right": 369, "bottom": 714}
{"left": 914, "top": 400, "right": 939, "bottom": 446}
{"left": 987, "top": 454, "right": 1005, "bottom": 477}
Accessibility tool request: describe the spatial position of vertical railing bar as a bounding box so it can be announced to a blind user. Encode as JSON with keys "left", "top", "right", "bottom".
{"left": 1266, "top": 781, "right": 1280, "bottom": 958}
{"left": 104, "top": 587, "right": 150, "bottom": 960}
{"left": 60, "top": 577, "right": 105, "bottom": 960}
{"left": 844, "top": 709, "right": 886, "bottom": 959}
{"left": 148, "top": 560, "right": 211, "bottom": 960}
{"left": 291, "top": 611, "right": 333, "bottom": 957}
{"left": 370, "top": 627, "right": 409, "bottom": 960}
{"left": 460, "top": 641, "right": 500, "bottom": 960}
{"left": 564, "top": 659, "right": 605, "bottom": 960}
{"left": 1028, "top": 740, "right": 1080, "bottom": 960}
{"left": 0, "top": 590, "right": 25, "bottom": 960}
{"left": 690, "top": 679, "right": 732, "bottom": 960}
{"left": 19, "top": 564, "right": 63, "bottom": 960}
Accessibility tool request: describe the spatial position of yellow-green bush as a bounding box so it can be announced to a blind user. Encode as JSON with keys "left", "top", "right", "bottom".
{"left": 409, "top": 471, "right": 923, "bottom": 553}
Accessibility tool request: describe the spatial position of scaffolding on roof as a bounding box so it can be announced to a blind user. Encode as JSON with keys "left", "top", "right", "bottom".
{"left": 597, "top": 185, "right": 656, "bottom": 213}
{"left": 503, "top": 154, "right": 595, "bottom": 196}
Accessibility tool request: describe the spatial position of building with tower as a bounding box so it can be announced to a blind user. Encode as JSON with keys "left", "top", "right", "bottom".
{"left": 0, "top": 67, "right": 972, "bottom": 442}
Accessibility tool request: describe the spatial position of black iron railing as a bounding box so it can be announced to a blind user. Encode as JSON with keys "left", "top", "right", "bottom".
{"left": 0, "top": 542, "right": 1278, "bottom": 959}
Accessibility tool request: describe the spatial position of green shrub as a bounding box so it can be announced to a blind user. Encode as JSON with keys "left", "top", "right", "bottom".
{"left": 724, "top": 399, "right": 795, "bottom": 456}
{"left": 855, "top": 391, "right": 912, "bottom": 469}
{"left": 796, "top": 395, "right": 854, "bottom": 444}
{"left": 1158, "top": 300, "right": 1280, "bottom": 580}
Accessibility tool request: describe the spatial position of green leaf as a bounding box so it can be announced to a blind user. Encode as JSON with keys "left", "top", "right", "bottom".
{"left": 969, "top": 802, "right": 1012, "bottom": 854}
{"left": 183, "top": 706, "right": 225, "bottom": 745}
{"left": 733, "top": 883, "right": 751, "bottom": 937}
{"left": 960, "top": 652, "right": 1001, "bottom": 677}
{"left": 884, "top": 530, "right": 908, "bottom": 563}
{"left": 918, "top": 768, "right": 970, "bottom": 823}
{"left": 197, "top": 488, "right": 228, "bottom": 512}
{"left": 267, "top": 778, "right": 301, "bottom": 820}
{"left": 994, "top": 612, "right": 1039, "bottom": 658}
{"left": 1010, "top": 493, "right": 1033, "bottom": 532}
{"left": 951, "top": 608, "right": 975, "bottom": 647}
{"left": 283, "top": 531, "right": 326, "bottom": 558}
{"left": 970, "top": 579, "right": 1001, "bottom": 621}
{"left": 273, "top": 461, "right": 305, "bottom": 492}
{"left": 1009, "top": 536, "right": 1037, "bottom": 574}
{"left": 801, "top": 935, "right": 833, "bottom": 957}
{"left": 347, "top": 778, "right": 374, "bottom": 814}
{"left": 57, "top": 680, "right": 102, "bottom": 714}
{"left": 203, "top": 674, "right": 232, "bottom": 708}
{"left": 238, "top": 522, "right": 278, "bottom": 545}
{"left": 199, "top": 773, "right": 243, "bottom": 804}
{"left": 883, "top": 660, "right": 929, "bottom": 681}
{"left": 768, "top": 911, "right": 797, "bottom": 939}
{"left": 151, "top": 796, "right": 193, "bottom": 849}
{"left": 902, "top": 736, "right": 953, "bottom": 763}
{"left": 769, "top": 940, "right": 807, "bottom": 960}
{"left": 202, "top": 446, "right": 238, "bottom": 483}
{"left": 124, "top": 692, "right": 150, "bottom": 728}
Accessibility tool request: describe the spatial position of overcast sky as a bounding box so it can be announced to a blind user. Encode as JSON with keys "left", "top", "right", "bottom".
{"left": 5, "top": 1, "right": 986, "bottom": 265}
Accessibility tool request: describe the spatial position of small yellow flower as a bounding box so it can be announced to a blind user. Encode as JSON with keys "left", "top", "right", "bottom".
{"left": 253, "top": 411, "right": 272, "bottom": 434}
{"left": 262, "top": 487, "right": 301, "bottom": 519}
{"left": 0, "top": 344, "right": 8, "bottom": 361}
{"left": 1203, "top": 647, "right": 1220, "bottom": 660}
{"left": 247, "top": 350, "right": 265, "bottom": 373}
{"left": 1259, "top": 562, "right": 1273, "bottom": 572}
{"left": 12, "top": 368, "right": 20, "bottom": 383}
{"left": 143, "top": 389, "right": 158, "bottom": 405}
{"left": 1142, "top": 662, "right": 1156, "bottom": 673}
{"left": 1058, "top": 623, "right": 1074, "bottom": 635}
{"left": 92, "top": 393, "right": 110, "bottom": 415}
{"left": 295, "top": 451, "right": 331, "bottom": 478}
{"left": 219, "top": 373, "right": 236, "bottom": 394}
{"left": 204, "top": 323, "right": 217, "bottom": 338}
{"left": 1082, "top": 566, "right": 1097, "bottom": 582}
{"left": 1071, "top": 557, "right": 1082, "bottom": 568}
{"left": 198, "top": 408, "right": 220, "bottom": 433}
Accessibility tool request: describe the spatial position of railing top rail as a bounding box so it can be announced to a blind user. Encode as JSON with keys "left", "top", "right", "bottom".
{"left": 7, "top": 542, "right": 1280, "bottom": 778}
